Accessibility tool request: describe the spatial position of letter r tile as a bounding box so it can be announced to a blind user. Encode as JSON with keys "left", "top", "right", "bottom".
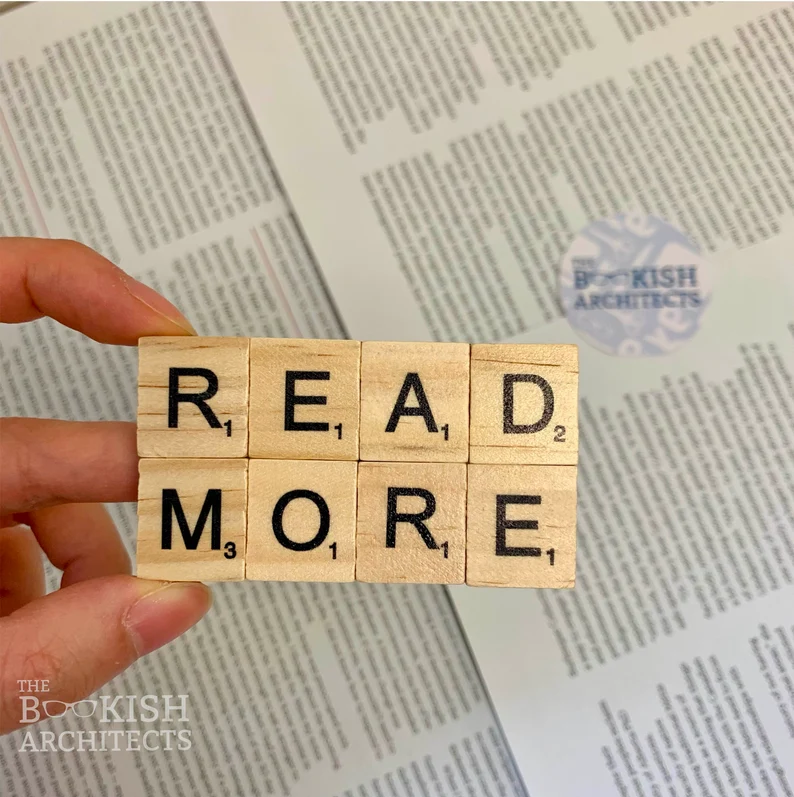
{"left": 469, "top": 343, "right": 579, "bottom": 465}
{"left": 137, "top": 337, "right": 250, "bottom": 458}
{"left": 248, "top": 338, "right": 360, "bottom": 460}
{"left": 466, "top": 464, "right": 576, "bottom": 588}
{"left": 137, "top": 458, "right": 247, "bottom": 582}
{"left": 356, "top": 462, "right": 466, "bottom": 584}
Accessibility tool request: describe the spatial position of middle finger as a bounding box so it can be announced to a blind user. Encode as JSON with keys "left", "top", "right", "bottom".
{"left": 0, "top": 524, "right": 46, "bottom": 616}
{"left": 25, "top": 503, "right": 131, "bottom": 588}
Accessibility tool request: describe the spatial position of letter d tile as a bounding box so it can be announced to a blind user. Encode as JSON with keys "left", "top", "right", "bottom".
{"left": 469, "top": 343, "right": 578, "bottom": 465}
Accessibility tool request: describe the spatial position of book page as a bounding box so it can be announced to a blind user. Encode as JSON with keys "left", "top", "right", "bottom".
{"left": 452, "top": 235, "right": 794, "bottom": 794}
{"left": 0, "top": 4, "right": 525, "bottom": 795}
{"left": 209, "top": 19, "right": 794, "bottom": 790}
{"left": 210, "top": 1, "right": 794, "bottom": 341}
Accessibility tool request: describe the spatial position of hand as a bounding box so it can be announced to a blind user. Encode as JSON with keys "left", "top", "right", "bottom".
{"left": 0, "top": 238, "right": 212, "bottom": 734}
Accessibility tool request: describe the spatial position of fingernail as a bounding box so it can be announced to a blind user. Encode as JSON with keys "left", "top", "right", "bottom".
{"left": 124, "top": 277, "right": 197, "bottom": 335}
{"left": 124, "top": 582, "right": 212, "bottom": 656}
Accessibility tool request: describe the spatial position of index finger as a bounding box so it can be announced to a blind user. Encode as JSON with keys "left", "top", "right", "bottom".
{"left": 0, "top": 237, "right": 195, "bottom": 344}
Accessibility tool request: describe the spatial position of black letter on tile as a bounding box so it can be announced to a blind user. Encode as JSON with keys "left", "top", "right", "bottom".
{"left": 495, "top": 495, "right": 541, "bottom": 556}
{"left": 386, "top": 487, "right": 438, "bottom": 549}
{"left": 168, "top": 367, "right": 221, "bottom": 429}
{"left": 503, "top": 374, "right": 554, "bottom": 434}
{"left": 386, "top": 373, "right": 438, "bottom": 433}
{"left": 272, "top": 490, "right": 330, "bottom": 551}
{"left": 285, "top": 371, "right": 330, "bottom": 431}
{"left": 162, "top": 489, "right": 222, "bottom": 550}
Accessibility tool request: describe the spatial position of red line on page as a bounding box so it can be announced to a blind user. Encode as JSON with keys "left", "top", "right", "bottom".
{"left": 0, "top": 107, "right": 50, "bottom": 238}
{"left": 251, "top": 226, "right": 302, "bottom": 338}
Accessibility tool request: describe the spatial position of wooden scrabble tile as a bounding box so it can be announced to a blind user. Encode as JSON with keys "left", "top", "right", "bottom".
{"left": 137, "top": 337, "right": 249, "bottom": 458}
{"left": 246, "top": 460, "right": 357, "bottom": 582}
{"left": 249, "top": 338, "right": 360, "bottom": 460}
{"left": 469, "top": 344, "right": 578, "bottom": 465}
{"left": 466, "top": 464, "right": 576, "bottom": 588}
{"left": 359, "top": 341, "right": 470, "bottom": 462}
{"left": 137, "top": 458, "right": 248, "bottom": 581}
{"left": 356, "top": 462, "right": 466, "bottom": 584}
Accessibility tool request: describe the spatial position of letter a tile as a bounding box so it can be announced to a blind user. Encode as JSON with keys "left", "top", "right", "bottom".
{"left": 360, "top": 341, "right": 470, "bottom": 462}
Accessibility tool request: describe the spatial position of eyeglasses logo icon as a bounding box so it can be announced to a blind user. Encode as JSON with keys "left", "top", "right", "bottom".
{"left": 18, "top": 697, "right": 99, "bottom": 723}
{"left": 40, "top": 700, "right": 98, "bottom": 719}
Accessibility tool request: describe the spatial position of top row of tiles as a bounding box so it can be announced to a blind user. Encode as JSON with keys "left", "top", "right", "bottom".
{"left": 137, "top": 337, "right": 578, "bottom": 465}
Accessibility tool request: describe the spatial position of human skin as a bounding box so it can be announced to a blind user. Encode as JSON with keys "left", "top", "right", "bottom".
{"left": 0, "top": 238, "right": 212, "bottom": 734}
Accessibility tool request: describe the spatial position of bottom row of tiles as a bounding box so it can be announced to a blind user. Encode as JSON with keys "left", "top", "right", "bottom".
{"left": 137, "top": 459, "right": 577, "bottom": 588}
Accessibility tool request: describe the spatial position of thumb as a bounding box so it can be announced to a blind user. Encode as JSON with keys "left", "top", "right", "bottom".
{"left": 0, "top": 575, "right": 211, "bottom": 734}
